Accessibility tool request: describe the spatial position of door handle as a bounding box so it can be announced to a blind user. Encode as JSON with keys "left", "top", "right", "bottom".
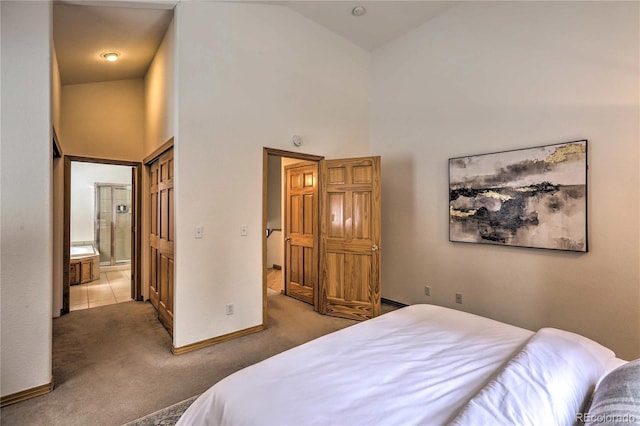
{"left": 284, "top": 237, "right": 291, "bottom": 243}
{"left": 371, "top": 244, "right": 379, "bottom": 252}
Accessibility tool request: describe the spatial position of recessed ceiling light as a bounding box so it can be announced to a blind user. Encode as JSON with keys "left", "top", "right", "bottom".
{"left": 352, "top": 5, "right": 366, "bottom": 17}
{"left": 100, "top": 51, "right": 120, "bottom": 62}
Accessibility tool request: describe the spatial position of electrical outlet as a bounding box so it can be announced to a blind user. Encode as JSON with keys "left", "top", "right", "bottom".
{"left": 455, "top": 293, "right": 463, "bottom": 304}
{"left": 226, "top": 303, "right": 234, "bottom": 315}
{"left": 424, "top": 286, "right": 431, "bottom": 296}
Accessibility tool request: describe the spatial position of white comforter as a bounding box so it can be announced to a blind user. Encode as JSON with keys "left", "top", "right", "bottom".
{"left": 451, "top": 328, "right": 615, "bottom": 426}
{"left": 178, "top": 304, "right": 616, "bottom": 426}
{"left": 178, "top": 304, "right": 533, "bottom": 426}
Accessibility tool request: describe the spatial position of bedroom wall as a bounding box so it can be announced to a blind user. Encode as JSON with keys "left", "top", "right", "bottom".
{"left": 371, "top": 1, "right": 640, "bottom": 359}
{"left": 174, "top": 1, "right": 370, "bottom": 347}
{"left": 1, "top": 0, "right": 53, "bottom": 397}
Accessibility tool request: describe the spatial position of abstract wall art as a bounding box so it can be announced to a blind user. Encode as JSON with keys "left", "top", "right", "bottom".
{"left": 449, "top": 140, "right": 588, "bottom": 252}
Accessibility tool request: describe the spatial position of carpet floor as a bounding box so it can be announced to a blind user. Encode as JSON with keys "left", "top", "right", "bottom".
{"left": 0, "top": 291, "right": 373, "bottom": 426}
{"left": 122, "top": 395, "right": 198, "bottom": 426}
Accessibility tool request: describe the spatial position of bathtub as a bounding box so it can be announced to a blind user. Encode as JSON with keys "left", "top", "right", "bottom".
{"left": 70, "top": 243, "right": 100, "bottom": 284}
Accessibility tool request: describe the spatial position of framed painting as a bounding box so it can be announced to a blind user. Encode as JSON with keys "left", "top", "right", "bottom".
{"left": 449, "top": 140, "right": 588, "bottom": 252}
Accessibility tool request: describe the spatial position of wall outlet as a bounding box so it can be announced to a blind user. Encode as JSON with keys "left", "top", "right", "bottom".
{"left": 455, "top": 293, "right": 463, "bottom": 304}
{"left": 226, "top": 303, "right": 234, "bottom": 315}
{"left": 424, "top": 286, "right": 431, "bottom": 296}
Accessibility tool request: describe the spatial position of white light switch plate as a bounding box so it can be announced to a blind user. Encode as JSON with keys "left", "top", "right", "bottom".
{"left": 194, "top": 226, "right": 203, "bottom": 239}
{"left": 240, "top": 225, "right": 248, "bottom": 236}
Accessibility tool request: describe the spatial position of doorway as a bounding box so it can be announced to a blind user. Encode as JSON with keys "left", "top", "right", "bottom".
{"left": 96, "top": 184, "right": 133, "bottom": 267}
{"left": 263, "top": 149, "right": 323, "bottom": 325}
{"left": 63, "top": 156, "right": 142, "bottom": 314}
{"left": 262, "top": 148, "right": 382, "bottom": 325}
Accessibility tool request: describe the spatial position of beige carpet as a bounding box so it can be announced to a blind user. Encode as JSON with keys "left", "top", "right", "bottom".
{"left": 0, "top": 291, "right": 390, "bottom": 426}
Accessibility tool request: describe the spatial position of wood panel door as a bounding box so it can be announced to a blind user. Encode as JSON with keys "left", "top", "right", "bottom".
{"left": 319, "top": 157, "right": 381, "bottom": 321}
{"left": 284, "top": 162, "right": 318, "bottom": 307}
{"left": 149, "top": 149, "right": 174, "bottom": 335}
{"left": 149, "top": 161, "right": 160, "bottom": 309}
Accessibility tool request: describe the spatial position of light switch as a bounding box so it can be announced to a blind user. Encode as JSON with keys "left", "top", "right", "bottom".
{"left": 240, "top": 225, "right": 248, "bottom": 236}
{"left": 194, "top": 226, "right": 203, "bottom": 239}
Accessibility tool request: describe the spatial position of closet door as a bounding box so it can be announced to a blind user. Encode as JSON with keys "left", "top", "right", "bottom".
{"left": 149, "top": 148, "right": 174, "bottom": 335}
{"left": 158, "top": 149, "right": 175, "bottom": 335}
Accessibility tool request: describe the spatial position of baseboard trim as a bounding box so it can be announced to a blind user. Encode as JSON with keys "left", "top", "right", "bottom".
{"left": 381, "top": 298, "right": 408, "bottom": 308}
{"left": 172, "top": 324, "right": 264, "bottom": 356}
{"left": 1, "top": 381, "right": 53, "bottom": 407}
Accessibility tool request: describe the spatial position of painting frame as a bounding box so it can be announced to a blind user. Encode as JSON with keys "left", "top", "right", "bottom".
{"left": 449, "top": 140, "right": 588, "bottom": 252}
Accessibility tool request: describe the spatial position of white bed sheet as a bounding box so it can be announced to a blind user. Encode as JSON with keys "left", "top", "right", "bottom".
{"left": 178, "top": 304, "right": 534, "bottom": 426}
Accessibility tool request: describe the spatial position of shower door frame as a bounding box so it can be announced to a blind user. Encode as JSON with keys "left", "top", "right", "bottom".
{"left": 95, "top": 183, "right": 133, "bottom": 267}
{"left": 62, "top": 156, "right": 142, "bottom": 315}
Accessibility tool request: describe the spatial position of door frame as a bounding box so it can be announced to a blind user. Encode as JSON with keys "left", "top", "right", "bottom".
{"left": 262, "top": 148, "right": 324, "bottom": 327}
{"left": 63, "top": 156, "right": 142, "bottom": 314}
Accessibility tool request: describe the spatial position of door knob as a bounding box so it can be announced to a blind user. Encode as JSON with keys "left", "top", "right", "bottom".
{"left": 285, "top": 237, "right": 291, "bottom": 243}
{"left": 371, "top": 244, "right": 379, "bottom": 252}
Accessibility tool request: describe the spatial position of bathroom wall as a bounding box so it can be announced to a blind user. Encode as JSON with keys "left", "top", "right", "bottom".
{"left": 70, "top": 162, "right": 132, "bottom": 243}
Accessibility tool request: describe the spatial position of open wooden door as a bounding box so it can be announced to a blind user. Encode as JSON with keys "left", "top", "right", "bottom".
{"left": 319, "top": 156, "right": 381, "bottom": 321}
{"left": 284, "top": 162, "right": 318, "bottom": 308}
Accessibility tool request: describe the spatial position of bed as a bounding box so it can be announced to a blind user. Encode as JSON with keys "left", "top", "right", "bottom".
{"left": 177, "top": 304, "right": 634, "bottom": 426}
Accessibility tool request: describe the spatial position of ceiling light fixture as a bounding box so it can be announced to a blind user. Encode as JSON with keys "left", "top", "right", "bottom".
{"left": 101, "top": 51, "right": 120, "bottom": 62}
{"left": 351, "top": 5, "right": 366, "bottom": 17}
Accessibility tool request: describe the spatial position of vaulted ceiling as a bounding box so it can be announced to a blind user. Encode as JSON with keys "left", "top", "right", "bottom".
{"left": 53, "top": 1, "right": 456, "bottom": 85}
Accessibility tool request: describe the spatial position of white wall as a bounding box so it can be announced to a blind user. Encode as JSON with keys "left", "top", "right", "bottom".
{"left": 371, "top": 1, "right": 640, "bottom": 359}
{"left": 174, "top": 1, "right": 370, "bottom": 347}
{"left": 1, "top": 0, "right": 53, "bottom": 397}
{"left": 70, "top": 162, "right": 132, "bottom": 243}
{"left": 144, "top": 17, "right": 175, "bottom": 156}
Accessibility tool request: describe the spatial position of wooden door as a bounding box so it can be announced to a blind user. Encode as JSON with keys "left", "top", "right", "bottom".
{"left": 319, "top": 156, "right": 381, "bottom": 321}
{"left": 149, "top": 161, "right": 160, "bottom": 309}
{"left": 284, "top": 162, "right": 318, "bottom": 307}
{"left": 149, "top": 149, "right": 174, "bottom": 335}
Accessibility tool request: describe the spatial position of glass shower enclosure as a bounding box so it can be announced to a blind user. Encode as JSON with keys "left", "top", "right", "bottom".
{"left": 96, "top": 184, "right": 132, "bottom": 266}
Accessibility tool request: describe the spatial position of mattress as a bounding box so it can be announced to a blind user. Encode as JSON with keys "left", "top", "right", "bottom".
{"left": 179, "top": 304, "right": 538, "bottom": 425}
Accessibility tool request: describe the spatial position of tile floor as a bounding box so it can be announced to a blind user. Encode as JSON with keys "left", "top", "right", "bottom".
{"left": 70, "top": 268, "right": 132, "bottom": 311}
